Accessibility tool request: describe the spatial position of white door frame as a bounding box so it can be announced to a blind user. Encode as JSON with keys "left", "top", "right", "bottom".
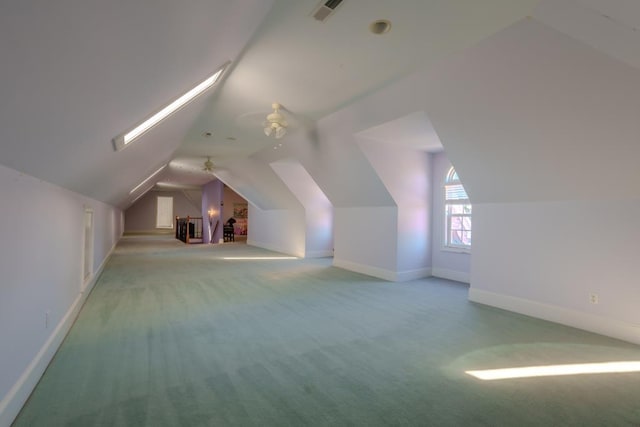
{"left": 82, "top": 207, "right": 94, "bottom": 292}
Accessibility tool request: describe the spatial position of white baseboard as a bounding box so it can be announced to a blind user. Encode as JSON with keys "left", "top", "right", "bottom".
{"left": 333, "top": 258, "right": 396, "bottom": 281}
{"left": 396, "top": 267, "right": 432, "bottom": 282}
{"left": 305, "top": 250, "right": 334, "bottom": 258}
{"left": 0, "top": 244, "right": 115, "bottom": 427}
{"left": 244, "top": 241, "right": 337, "bottom": 260}
{"left": 468, "top": 288, "right": 640, "bottom": 346}
{"left": 246, "top": 239, "right": 303, "bottom": 258}
{"left": 332, "top": 259, "right": 431, "bottom": 282}
{"left": 432, "top": 267, "right": 470, "bottom": 284}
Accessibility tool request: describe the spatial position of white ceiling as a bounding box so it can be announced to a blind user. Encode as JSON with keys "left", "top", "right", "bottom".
{"left": 355, "top": 111, "right": 443, "bottom": 152}
{"left": 535, "top": 0, "right": 640, "bottom": 71}
{"left": 175, "top": 0, "right": 539, "bottom": 173}
{"left": 2, "top": 0, "right": 638, "bottom": 208}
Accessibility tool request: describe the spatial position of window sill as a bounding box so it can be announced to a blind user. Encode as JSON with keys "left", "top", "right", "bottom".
{"left": 441, "top": 246, "right": 471, "bottom": 255}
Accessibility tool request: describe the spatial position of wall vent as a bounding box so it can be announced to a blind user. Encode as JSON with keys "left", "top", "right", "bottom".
{"left": 312, "top": 0, "right": 345, "bottom": 22}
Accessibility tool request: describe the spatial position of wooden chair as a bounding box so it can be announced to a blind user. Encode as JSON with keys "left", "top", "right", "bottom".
{"left": 223, "top": 224, "right": 234, "bottom": 242}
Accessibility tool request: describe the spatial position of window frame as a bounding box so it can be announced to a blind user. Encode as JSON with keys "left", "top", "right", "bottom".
{"left": 444, "top": 167, "right": 471, "bottom": 252}
{"left": 156, "top": 196, "right": 174, "bottom": 229}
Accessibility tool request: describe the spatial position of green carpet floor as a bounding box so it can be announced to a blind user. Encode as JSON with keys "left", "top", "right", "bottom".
{"left": 14, "top": 236, "right": 640, "bottom": 426}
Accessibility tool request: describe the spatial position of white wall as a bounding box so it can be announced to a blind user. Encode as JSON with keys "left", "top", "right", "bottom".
{"left": 431, "top": 152, "right": 471, "bottom": 283}
{"left": 356, "top": 134, "right": 433, "bottom": 280}
{"left": 247, "top": 205, "right": 306, "bottom": 257}
{"left": 396, "top": 205, "right": 431, "bottom": 279}
{"left": 305, "top": 206, "right": 334, "bottom": 258}
{"left": 470, "top": 200, "right": 640, "bottom": 344}
{"left": 283, "top": 77, "right": 427, "bottom": 280}
{"left": 270, "top": 159, "right": 333, "bottom": 258}
{"left": 333, "top": 207, "right": 399, "bottom": 281}
{"left": 124, "top": 190, "right": 201, "bottom": 233}
{"left": 214, "top": 155, "right": 306, "bottom": 255}
{"left": 217, "top": 156, "right": 302, "bottom": 211}
{"left": 419, "top": 19, "right": 640, "bottom": 343}
{"left": 0, "top": 164, "right": 122, "bottom": 426}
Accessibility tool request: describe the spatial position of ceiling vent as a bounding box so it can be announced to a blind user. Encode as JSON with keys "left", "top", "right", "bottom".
{"left": 312, "top": 0, "right": 345, "bottom": 22}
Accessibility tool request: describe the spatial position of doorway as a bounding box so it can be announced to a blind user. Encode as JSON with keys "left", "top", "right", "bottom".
{"left": 82, "top": 208, "right": 93, "bottom": 291}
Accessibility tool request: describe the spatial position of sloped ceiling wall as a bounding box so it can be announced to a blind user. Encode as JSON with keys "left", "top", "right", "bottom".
{"left": 422, "top": 18, "right": 640, "bottom": 204}
{"left": 0, "top": 0, "right": 272, "bottom": 207}
{"left": 270, "top": 159, "right": 333, "bottom": 256}
{"left": 214, "top": 155, "right": 302, "bottom": 211}
{"left": 416, "top": 14, "right": 640, "bottom": 339}
{"left": 270, "top": 159, "right": 331, "bottom": 211}
{"left": 355, "top": 136, "right": 432, "bottom": 208}
{"left": 535, "top": 0, "right": 640, "bottom": 71}
{"left": 355, "top": 133, "right": 432, "bottom": 273}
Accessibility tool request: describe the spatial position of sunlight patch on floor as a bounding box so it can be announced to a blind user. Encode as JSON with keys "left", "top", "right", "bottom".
{"left": 221, "top": 256, "right": 298, "bottom": 260}
{"left": 466, "top": 361, "right": 640, "bottom": 380}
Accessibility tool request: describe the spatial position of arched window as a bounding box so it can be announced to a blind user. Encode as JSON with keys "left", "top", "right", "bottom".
{"left": 444, "top": 167, "right": 471, "bottom": 250}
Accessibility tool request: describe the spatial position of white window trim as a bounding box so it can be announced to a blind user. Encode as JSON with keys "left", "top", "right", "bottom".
{"left": 156, "top": 196, "right": 174, "bottom": 229}
{"left": 441, "top": 246, "right": 471, "bottom": 254}
{"left": 444, "top": 207, "right": 472, "bottom": 252}
{"left": 444, "top": 167, "right": 471, "bottom": 251}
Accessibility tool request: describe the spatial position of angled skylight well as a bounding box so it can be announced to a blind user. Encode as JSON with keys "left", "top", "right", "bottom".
{"left": 129, "top": 164, "right": 167, "bottom": 195}
{"left": 113, "top": 61, "right": 230, "bottom": 151}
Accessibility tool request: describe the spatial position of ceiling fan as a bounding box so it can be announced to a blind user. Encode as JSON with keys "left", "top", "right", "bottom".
{"left": 263, "top": 103, "right": 288, "bottom": 139}
{"left": 236, "top": 102, "right": 294, "bottom": 139}
{"left": 203, "top": 156, "right": 214, "bottom": 172}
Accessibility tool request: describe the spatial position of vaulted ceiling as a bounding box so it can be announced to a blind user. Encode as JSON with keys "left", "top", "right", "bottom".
{"left": 1, "top": 0, "right": 639, "bottom": 209}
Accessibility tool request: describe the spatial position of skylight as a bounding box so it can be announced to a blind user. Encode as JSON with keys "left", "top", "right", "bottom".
{"left": 129, "top": 164, "right": 167, "bottom": 194}
{"left": 113, "top": 62, "right": 229, "bottom": 151}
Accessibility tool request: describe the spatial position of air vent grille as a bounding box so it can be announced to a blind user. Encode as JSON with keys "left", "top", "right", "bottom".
{"left": 312, "top": 0, "right": 344, "bottom": 22}
{"left": 324, "top": 0, "right": 343, "bottom": 9}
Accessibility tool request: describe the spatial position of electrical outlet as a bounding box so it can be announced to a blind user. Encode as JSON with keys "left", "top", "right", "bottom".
{"left": 589, "top": 293, "right": 599, "bottom": 304}
{"left": 45, "top": 310, "right": 51, "bottom": 329}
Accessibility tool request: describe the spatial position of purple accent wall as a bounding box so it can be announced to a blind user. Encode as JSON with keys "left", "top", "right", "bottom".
{"left": 202, "top": 179, "right": 224, "bottom": 243}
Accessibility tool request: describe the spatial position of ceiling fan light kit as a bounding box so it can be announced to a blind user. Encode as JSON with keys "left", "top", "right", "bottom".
{"left": 203, "top": 157, "right": 214, "bottom": 172}
{"left": 264, "top": 103, "right": 287, "bottom": 139}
